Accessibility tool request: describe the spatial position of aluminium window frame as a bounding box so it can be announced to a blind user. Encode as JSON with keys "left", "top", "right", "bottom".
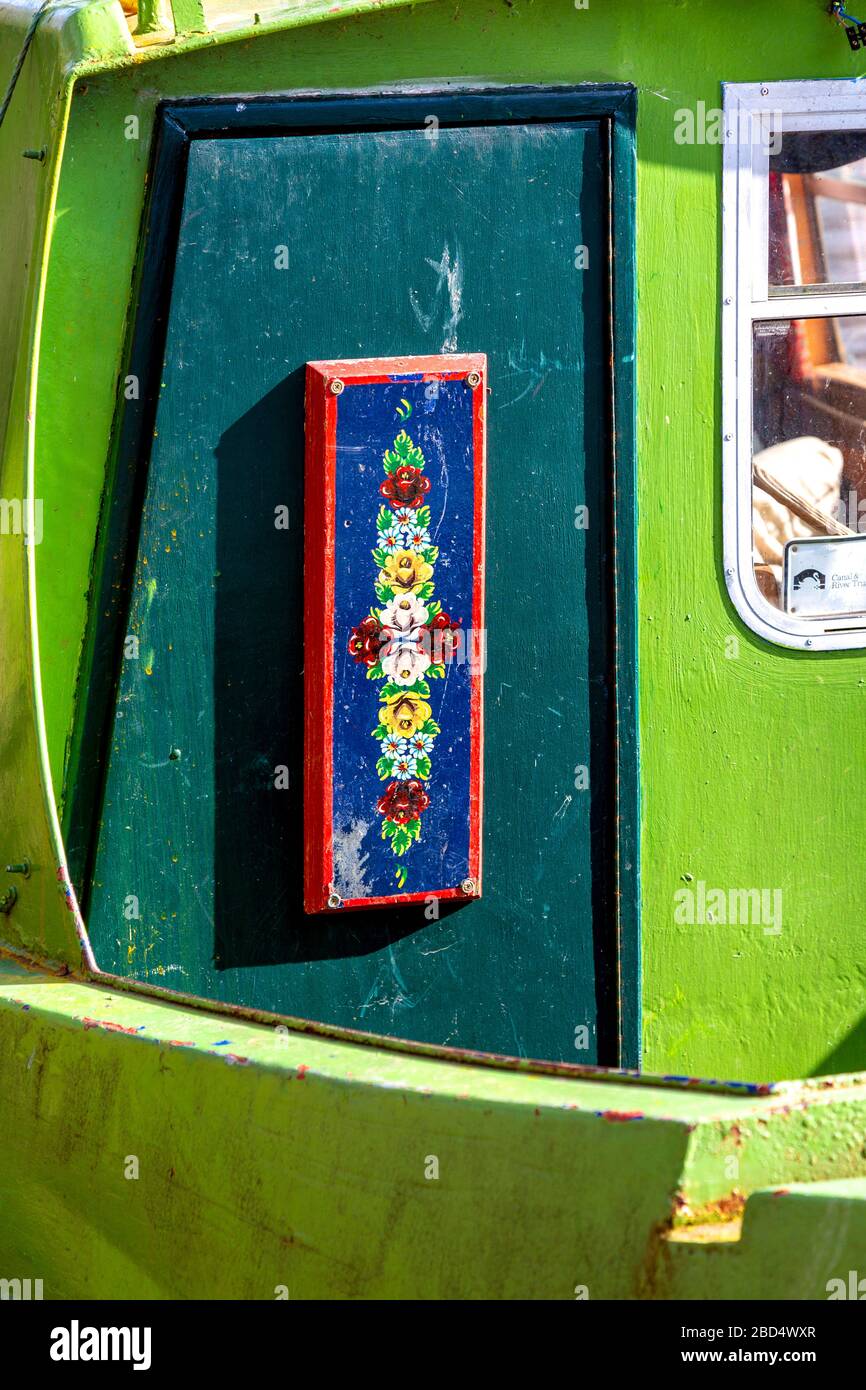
{"left": 722, "top": 79, "right": 866, "bottom": 651}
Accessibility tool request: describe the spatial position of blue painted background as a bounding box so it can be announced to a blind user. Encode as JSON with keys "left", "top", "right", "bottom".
{"left": 332, "top": 376, "right": 476, "bottom": 898}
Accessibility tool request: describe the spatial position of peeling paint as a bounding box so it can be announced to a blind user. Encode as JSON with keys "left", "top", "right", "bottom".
{"left": 332, "top": 816, "right": 371, "bottom": 899}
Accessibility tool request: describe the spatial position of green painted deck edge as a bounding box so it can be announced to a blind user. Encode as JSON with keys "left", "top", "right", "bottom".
{"left": 2, "top": 954, "right": 866, "bottom": 1298}
{"left": 4, "top": 953, "right": 866, "bottom": 1128}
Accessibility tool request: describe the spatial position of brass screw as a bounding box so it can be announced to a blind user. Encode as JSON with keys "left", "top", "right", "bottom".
{"left": 460, "top": 878, "right": 477, "bottom": 896}
{"left": 329, "top": 379, "right": 344, "bottom": 395}
{"left": 467, "top": 371, "right": 481, "bottom": 388}
{"left": 327, "top": 891, "right": 343, "bottom": 909}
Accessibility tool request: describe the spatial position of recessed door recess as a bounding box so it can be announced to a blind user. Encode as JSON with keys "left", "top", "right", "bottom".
{"left": 81, "top": 90, "right": 637, "bottom": 1067}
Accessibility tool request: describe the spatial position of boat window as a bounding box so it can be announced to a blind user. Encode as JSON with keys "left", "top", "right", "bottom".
{"left": 723, "top": 83, "right": 866, "bottom": 649}
{"left": 751, "top": 316, "right": 866, "bottom": 613}
{"left": 768, "top": 132, "right": 866, "bottom": 293}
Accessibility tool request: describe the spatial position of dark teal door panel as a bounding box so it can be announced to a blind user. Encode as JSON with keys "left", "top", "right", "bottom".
{"left": 84, "top": 96, "right": 635, "bottom": 1065}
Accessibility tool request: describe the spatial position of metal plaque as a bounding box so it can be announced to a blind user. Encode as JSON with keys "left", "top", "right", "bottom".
{"left": 784, "top": 534, "right": 866, "bottom": 618}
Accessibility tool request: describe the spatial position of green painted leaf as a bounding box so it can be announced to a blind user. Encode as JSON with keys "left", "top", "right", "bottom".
{"left": 415, "top": 505, "right": 431, "bottom": 528}
{"left": 380, "top": 681, "right": 403, "bottom": 700}
{"left": 427, "top": 664, "right": 446, "bottom": 679}
{"left": 414, "top": 756, "right": 431, "bottom": 780}
{"left": 391, "top": 430, "right": 426, "bottom": 471}
{"left": 420, "top": 718, "right": 441, "bottom": 737}
{"left": 423, "top": 546, "right": 439, "bottom": 565}
{"left": 391, "top": 825, "right": 413, "bottom": 856}
{"left": 406, "top": 818, "right": 421, "bottom": 842}
{"left": 381, "top": 819, "right": 397, "bottom": 839}
{"left": 426, "top": 599, "right": 442, "bottom": 618}
{"left": 374, "top": 583, "right": 395, "bottom": 603}
{"left": 372, "top": 547, "right": 388, "bottom": 567}
{"left": 376, "top": 506, "right": 394, "bottom": 532}
{"left": 372, "top": 724, "right": 389, "bottom": 740}
{"left": 407, "top": 679, "right": 430, "bottom": 698}
{"left": 365, "top": 661, "right": 384, "bottom": 680}
{"left": 376, "top": 755, "right": 394, "bottom": 780}
{"left": 416, "top": 582, "right": 434, "bottom": 601}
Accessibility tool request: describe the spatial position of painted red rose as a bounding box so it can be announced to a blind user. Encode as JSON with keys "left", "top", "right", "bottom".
{"left": 377, "top": 779, "right": 430, "bottom": 825}
{"left": 380, "top": 465, "right": 431, "bottom": 510}
{"left": 424, "top": 610, "right": 462, "bottom": 662}
{"left": 348, "top": 616, "right": 385, "bottom": 667}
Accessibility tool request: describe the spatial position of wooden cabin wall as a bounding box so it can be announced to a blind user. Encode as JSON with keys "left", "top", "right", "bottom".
{"left": 29, "top": 0, "right": 866, "bottom": 1081}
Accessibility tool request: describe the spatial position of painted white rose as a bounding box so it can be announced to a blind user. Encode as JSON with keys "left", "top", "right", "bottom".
{"left": 381, "top": 642, "right": 431, "bottom": 687}
{"left": 380, "top": 593, "right": 429, "bottom": 638}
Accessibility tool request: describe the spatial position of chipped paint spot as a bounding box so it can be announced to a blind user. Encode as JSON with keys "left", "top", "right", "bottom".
{"left": 82, "top": 1017, "right": 143, "bottom": 1036}
{"left": 673, "top": 1190, "right": 746, "bottom": 1227}
{"left": 55, "top": 864, "right": 75, "bottom": 911}
{"left": 332, "top": 817, "right": 371, "bottom": 899}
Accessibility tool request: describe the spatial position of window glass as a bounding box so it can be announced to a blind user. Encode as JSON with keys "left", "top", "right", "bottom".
{"left": 752, "top": 315, "right": 866, "bottom": 610}
{"left": 768, "top": 131, "right": 866, "bottom": 291}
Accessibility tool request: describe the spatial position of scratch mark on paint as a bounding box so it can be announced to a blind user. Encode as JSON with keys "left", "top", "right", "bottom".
{"left": 497, "top": 346, "right": 563, "bottom": 409}
{"left": 409, "top": 244, "right": 463, "bottom": 351}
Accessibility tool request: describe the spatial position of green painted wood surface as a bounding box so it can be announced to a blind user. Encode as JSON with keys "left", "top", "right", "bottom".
{"left": 4, "top": 0, "right": 866, "bottom": 1082}
{"left": 84, "top": 117, "right": 622, "bottom": 1064}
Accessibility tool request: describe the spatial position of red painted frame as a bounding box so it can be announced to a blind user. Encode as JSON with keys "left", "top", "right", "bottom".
{"left": 304, "top": 354, "right": 486, "bottom": 915}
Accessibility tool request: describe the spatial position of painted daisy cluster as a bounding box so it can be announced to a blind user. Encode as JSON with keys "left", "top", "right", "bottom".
{"left": 348, "top": 429, "right": 461, "bottom": 883}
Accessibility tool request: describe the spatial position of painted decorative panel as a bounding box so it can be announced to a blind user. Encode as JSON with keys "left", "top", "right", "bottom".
{"left": 304, "top": 356, "right": 486, "bottom": 913}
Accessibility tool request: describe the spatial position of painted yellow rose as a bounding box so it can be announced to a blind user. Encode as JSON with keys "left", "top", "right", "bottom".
{"left": 379, "top": 548, "right": 433, "bottom": 594}
{"left": 380, "top": 691, "right": 432, "bottom": 737}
